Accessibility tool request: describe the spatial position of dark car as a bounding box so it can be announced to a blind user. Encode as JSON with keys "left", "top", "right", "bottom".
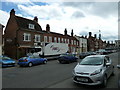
{"left": 58, "top": 53, "right": 78, "bottom": 64}
{"left": 88, "top": 51, "right": 97, "bottom": 55}
{"left": 79, "top": 52, "right": 89, "bottom": 59}
{"left": 18, "top": 55, "right": 47, "bottom": 67}
{"left": 0, "top": 55, "right": 16, "bottom": 67}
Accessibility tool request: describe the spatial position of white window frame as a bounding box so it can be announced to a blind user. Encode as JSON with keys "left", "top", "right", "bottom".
{"left": 29, "top": 24, "right": 35, "bottom": 29}
{"left": 74, "top": 40, "right": 76, "bottom": 45}
{"left": 54, "top": 37, "right": 57, "bottom": 43}
{"left": 71, "top": 40, "right": 73, "bottom": 45}
{"left": 65, "top": 39, "right": 67, "bottom": 43}
{"left": 49, "top": 36, "right": 52, "bottom": 42}
{"left": 35, "top": 35, "right": 40, "bottom": 42}
{"left": 23, "top": 33, "right": 31, "bottom": 41}
{"left": 67, "top": 39, "right": 69, "bottom": 44}
{"left": 62, "top": 38, "right": 64, "bottom": 43}
{"left": 44, "top": 36, "right": 47, "bottom": 42}
{"left": 58, "top": 38, "right": 61, "bottom": 43}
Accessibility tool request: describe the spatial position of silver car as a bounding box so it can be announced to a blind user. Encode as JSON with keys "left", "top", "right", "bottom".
{"left": 72, "top": 55, "right": 114, "bottom": 87}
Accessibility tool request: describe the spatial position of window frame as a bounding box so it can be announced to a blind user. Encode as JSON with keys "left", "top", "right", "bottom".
{"left": 23, "top": 33, "right": 31, "bottom": 41}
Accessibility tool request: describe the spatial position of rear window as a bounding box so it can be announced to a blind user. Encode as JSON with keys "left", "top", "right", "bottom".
{"left": 19, "top": 57, "right": 28, "bottom": 60}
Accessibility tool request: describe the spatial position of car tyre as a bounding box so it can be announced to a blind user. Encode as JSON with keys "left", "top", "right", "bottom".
{"left": 59, "top": 61, "right": 63, "bottom": 64}
{"left": 101, "top": 75, "right": 107, "bottom": 87}
{"left": 111, "top": 66, "right": 115, "bottom": 76}
{"left": 43, "top": 60, "right": 47, "bottom": 64}
{"left": 28, "top": 62, "right": 33, "bottom": 67}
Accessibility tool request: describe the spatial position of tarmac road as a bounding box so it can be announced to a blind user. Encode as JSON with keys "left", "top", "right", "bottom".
{"left": 2, "top": 52, "right": 120, "bottom": 89}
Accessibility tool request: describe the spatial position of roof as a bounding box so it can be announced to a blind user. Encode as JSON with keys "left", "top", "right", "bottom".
{"left": 42, "top": 30, "right": 77, "bottom": 40}
{"left": 15, "top": 16, "right": 42, "bottom": 31}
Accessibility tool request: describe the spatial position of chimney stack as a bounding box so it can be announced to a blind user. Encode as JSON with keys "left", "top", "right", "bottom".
{"left": 46, "top": 24, "right": 50, "bottom": 32}
{"left": 71, "top": 29, "right": 74, "bottom": 36}
{"left": 33, "top": 16, "right": 38, "bottom": 23}
{"left": 64, "top": 28, "right": 67, "bottom": 35}
{"left": 10, "top": 9, "right": 15, "bottom": 16}
{"left": 89, "top": 32, "right": 92, "bottom": 37}
{"left": 94, "top": 34, "right": 97, "bottom": 38}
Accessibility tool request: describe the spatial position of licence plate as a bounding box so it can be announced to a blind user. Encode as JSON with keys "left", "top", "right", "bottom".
{"left": 77, "top": 78, "right": 88, "bottom": 82}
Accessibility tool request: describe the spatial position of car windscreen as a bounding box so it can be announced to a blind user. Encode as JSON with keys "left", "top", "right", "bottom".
{"left": 1, "top": 57, "right": 11, "bottom": 60}
{"left": 60, "top": 54, "right": 68, "bottom": 56}
{"left": 79, "top": 57, "right": 103, "bottom": 65}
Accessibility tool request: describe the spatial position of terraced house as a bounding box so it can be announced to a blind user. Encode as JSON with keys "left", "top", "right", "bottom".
{"left": 4, "top": 9, "right": 79, "bottom": 59}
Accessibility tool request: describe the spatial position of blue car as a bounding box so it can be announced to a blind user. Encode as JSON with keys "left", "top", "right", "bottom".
{"left": 17, "top": 55, "right": 47, "bottom": 67}
{"left": 0, "top": 55, "right": 16, "bottom": 67}
{"left": 58, "top": 53, "right": 78, "bottom": 64}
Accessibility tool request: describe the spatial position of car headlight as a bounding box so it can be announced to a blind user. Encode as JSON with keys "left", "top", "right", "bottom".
{"left": 90, "top": 69, "right": 102, "bottom": 76}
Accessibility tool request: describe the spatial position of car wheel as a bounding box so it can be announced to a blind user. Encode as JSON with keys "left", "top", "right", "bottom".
{"left": 111, "top": 66, "right": 115, "bottom": 76}
{"left": 59, "top": 60, "right": 63, "bottom": 64}
{"left": 43, "top": 60, "right": 47, "bottom": 64}
{"left": 28, "top": 62, "right": 33, "bottom": 67}
{"left": 102, "top": 75, "right": 107, "bottom": 87}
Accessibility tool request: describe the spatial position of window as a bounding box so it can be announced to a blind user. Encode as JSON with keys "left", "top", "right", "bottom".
{"left": 67, "top": 39, "right": 69, "bottom": 44}
{"left": 74, "top": 40, "right": 76, "bottom": 45}
{"left": 44, "top": 36, "right": 47, "bottom": 42}
{"left": 49, "top": 36, "right": 52, "bottom": 42}
{"left": 61, "top": 38, "right": 64, "bottom": 43}
{"left": 71, "top": 40, "right": 73, "bottom": 45}
{"left": 35, "top": 35, "right": 40, "bottom": 42}
{"left": 54, "top": 37, "right": 57, "bottom": 43}
{"left": 23, "top": 33, "right": 31, "bottom": 41}
{"left": 29, "top": 24, "right": 34, "bottom": 29}
{"left": 65, "top": 39, "right": 67, "bottom": 43}
{"left": 58, "top": 38, "right": 61, "bottom": 43}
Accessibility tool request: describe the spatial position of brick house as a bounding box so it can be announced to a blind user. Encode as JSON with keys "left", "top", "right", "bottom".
{"left": 4, "top": 9, "right": 43, "bottom": 59}
{"left": 75, "top": 35, "right": 87, "bottom": 53}
{"left": 0, "top": 24, "right": 4, "bottom": 55}
{"left": 4, "top": 9, "right": 79, "bottom": 59}
{"left": 42, "top": 26, "right": 79, "bottom": 54}
{"left": 87, "top": 32, "right": 104, "bottom": 52}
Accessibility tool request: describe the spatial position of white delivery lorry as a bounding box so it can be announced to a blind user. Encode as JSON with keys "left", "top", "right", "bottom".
{"left": 33, "top": 42, "right": 69, "bottom": 59}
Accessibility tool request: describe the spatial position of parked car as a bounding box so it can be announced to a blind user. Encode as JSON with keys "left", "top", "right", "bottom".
{"left": 96, "top": 49, "right": 108, "bottom": 55}
{"left": 88, "top": 51, "right": 97, "bottom": 55}
{"left": 117, "top": 65, "right": 120, "bottom": 88}
{"left": 58, "top": 53, "right": 78, "bottom": 64}
{"left": 17, "top": 55, "right": 47, "bottom": 67}
{"left": 0, "top": 55, "right": 15, "bottom": 67}
{"left": 72, "top": 55, "right": 114, "bottom": 87}
{"left": 79, "top": 52, "right": 90, "bottom": 59}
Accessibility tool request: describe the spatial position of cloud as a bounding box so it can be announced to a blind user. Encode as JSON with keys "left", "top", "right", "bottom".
{"left": 71, "top": 11, "right": 85, "bottom": 18}
{"left": 61, "top": 2, "right": 118, "bottom": 18}
{"left": 17, "top": 3, "right": 64, "bottom": 20}
{"left": 0, "top": 1, "right": 118, "bottom": 42}
{"left": 0, "top": 10, "right": 9, "bottom": 26}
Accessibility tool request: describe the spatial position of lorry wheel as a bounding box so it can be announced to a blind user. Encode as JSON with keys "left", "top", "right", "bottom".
{"left": 28, "top": 62, "right": 33, "bottom": 67}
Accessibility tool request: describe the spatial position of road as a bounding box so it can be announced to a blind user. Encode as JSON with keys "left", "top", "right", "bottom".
{"left": 2, "top": 52, "right": 120, "bottom": 89}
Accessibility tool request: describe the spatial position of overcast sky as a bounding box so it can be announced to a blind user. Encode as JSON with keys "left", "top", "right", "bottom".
{"left": 0, "top": 0, "right": 119, "bottom": 42}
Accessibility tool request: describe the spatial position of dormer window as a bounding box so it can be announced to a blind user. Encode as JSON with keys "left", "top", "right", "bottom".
{"left": 29, "top": 24, "right": 34, "bottom": 29}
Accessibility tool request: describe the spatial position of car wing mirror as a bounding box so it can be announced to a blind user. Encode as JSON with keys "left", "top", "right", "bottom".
{"left": 106, "top": 62, "right": 111, "bottom": 66}
{"left": 117, "top": 65, "right": 120, "bottom": 69}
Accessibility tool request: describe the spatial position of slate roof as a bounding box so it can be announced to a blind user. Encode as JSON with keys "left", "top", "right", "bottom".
{"left": 15, "top": 16, "right": 42, "bottom": 31}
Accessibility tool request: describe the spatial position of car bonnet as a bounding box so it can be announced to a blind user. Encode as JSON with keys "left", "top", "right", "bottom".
{"left": 74, "top": 64, "right": 102, "bottom": 74}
